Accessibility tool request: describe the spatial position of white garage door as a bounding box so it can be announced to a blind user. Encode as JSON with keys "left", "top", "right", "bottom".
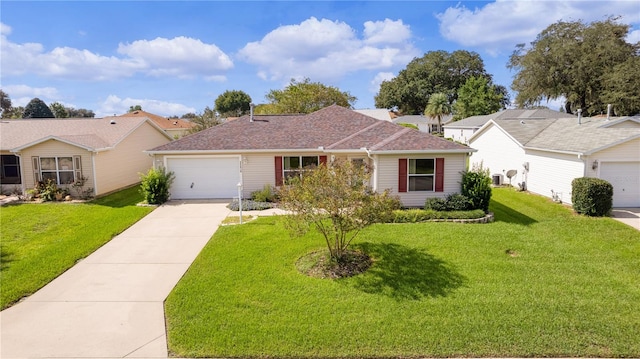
{"left": 166, "top": 157, "right": 240, "bottom": 199}
{"left": 600, "top": 161, "right": 640, "bottom": 207}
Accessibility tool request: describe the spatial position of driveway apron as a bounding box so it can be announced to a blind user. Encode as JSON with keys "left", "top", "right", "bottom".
{"left": 1, "top": 200, "right": 230, "bottom": 358}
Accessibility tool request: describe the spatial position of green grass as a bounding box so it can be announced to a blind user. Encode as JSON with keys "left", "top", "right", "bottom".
{"left": 0, "top": 186, "right": 153, "bottom": 309}
{"left": 165, "top": 188, "right": 640, "bottom": 358}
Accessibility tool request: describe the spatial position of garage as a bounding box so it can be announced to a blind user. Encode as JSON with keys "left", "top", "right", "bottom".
{"left": 600, "top": 161, "right": 640, "bottom": 207}
{"left": 166, "top": 157, "right": 240, "bottom": 199}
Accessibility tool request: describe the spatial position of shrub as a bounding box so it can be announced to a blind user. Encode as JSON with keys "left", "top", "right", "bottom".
{"left": 425, "top": 193, "right": 472, "bottom": 211}
{"left": 391, "top": 209, "right": 485, "bottom": 223}
{"left": 36, "top": 179, "right": 59, "bottom": 202}
{"left": 227, "top": 199, "right": 275, "bottom": 211}
{"left": 461, "top": 164, "right": 492, "bottom": 212}
{"left": 424, "top": 197, "right": 448, "bottom": 211}
{"left": 139, "top": 167, "right": 175, "bottom": 205}
{"left": 571, "top": 177, "right": 613, "bottom": 217}
{"left": 251, "top": 184, "right": 278, "bottom": 202}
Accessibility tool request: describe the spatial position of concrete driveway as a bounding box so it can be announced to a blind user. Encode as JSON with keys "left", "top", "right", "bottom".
{"left": 0, "top": 200, "right": 231, "bottom": 358}
{"left": 611, "top": 208, "right": 640, "bottom": 230}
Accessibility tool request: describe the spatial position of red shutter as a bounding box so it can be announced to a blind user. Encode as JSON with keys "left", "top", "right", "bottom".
{"left": 398, "top": 158, "right": 407, "bottom": 193}
{"left": 275, "top": 156, "right": 283, "bottom": 186}
{"left": 435, "top": 158, "right": 445, "bottom": 192}
{"left": 319, "top": 155, "right": 327, "bottom": 166}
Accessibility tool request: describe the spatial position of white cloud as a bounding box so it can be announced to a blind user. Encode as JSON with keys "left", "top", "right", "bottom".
{"left": 1, "top": 30, "right": 233, "bottom": 81}
{"left": 369, "top": 72, "right": 395, "bottom": 93}
{"left": 437, "top": 0, "right": 640, "bottom": 55}
{"left": 117, "top": 36, "right": 233, "bottom": 79}
{"left": 1, "top": 22, "right": 11, "bottom": 36}
{"left": 97, "top": 95, "right": 196, "bottom": 118}
{"left": 363, "top": 19, "right": 411, "bottom": 44}
{"left": 2, "top": 84, "right": 61, "bottom": 106}
{"left": 627, "top": 29, "right": 640, "bottom": 44}
{"left": 237, "top": 17, "right": 419, "bottom": 82}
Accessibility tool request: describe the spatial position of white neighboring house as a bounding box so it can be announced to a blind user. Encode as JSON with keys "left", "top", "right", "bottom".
{"left": 393, "top": 114, "right": 453, "bottom": 133}
{"left": 354, "top": 109, "right": 393, "bottom": 122}
{"left": 444, "top": 109, "right": 572, "bottom": 144}
{"left": 468, "top": 115, "right": 640, "bottom": 207}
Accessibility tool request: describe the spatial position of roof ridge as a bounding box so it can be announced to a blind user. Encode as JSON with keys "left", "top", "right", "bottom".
{"left": 370, "top": 127, "right": 412, "bottom": 151}
{"left": 325, "top": 121, "right": 383, "bottom": 149}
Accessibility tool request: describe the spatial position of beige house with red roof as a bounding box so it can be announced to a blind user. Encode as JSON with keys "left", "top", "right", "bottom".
{"left": 147, "top": 105, "right": 475, "bottom": 207}
{"left": 0, "top": 117, "right": 172, "bottom": 197}
{"left": 118, "top": 110, "right": 194, "bottom": 138}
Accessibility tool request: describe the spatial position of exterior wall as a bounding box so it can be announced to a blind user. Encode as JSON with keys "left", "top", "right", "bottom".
{"left": 375, "top": 153, "right": 468, "bottom": 207}
{"left": 469, "top": 125, "right": 526, "bottom": 186}
{"left": 165, "top": 128, "right": 191, "bottom": 139}
{"left": 94, "top": 122, "right": 170, "bottom": 195}
{"left": 524, "top": 150, "right": 585, "bottom": 204}
{"left": 444, "top": 127, "right": 476, "bottom": 144}
{"left": 17, "top": 140, "right": 94, "bottom": 194}
{"left": 590, "top": 137, "right": 640, "bottom": 164}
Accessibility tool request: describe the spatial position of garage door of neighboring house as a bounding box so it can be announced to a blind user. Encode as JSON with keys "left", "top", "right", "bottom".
{"left": 166, "top": 157, "right": 240, "bottom": 199}
{"left": 600, "top": 161, "right": 640, "bottom": 207}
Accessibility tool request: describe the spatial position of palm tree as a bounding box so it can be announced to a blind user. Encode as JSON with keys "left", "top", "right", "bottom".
{"left": 424, "top": 93, "right": 452, "bottom": 134}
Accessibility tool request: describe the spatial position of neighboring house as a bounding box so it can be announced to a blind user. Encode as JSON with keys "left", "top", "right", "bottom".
{"left": 444, "top": 109, "right": 573, "bottom": 144}
{"left": 393, "top": 114, "right": 453, "bottom": 133}
{"left": 147, "top": 105, "right": 475, "bottom": 207}
{"left": 354, "top": 109, "right": 394, "bottom": 122}
{"left": 118, "top": 110, "right": 194, "bottom": 138}
{"left": 468, "top": 115, "right": 640, "bottom": 207}
{"left": 0, "top": 117, "right": 173, "bottom": 196}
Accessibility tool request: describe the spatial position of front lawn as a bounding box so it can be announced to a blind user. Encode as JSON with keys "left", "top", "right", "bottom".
{"left": 165, "top": 188, "right": 640, "bottom": 358}
{"left": 0, "top": 187, "right": 154, "bottom": 309}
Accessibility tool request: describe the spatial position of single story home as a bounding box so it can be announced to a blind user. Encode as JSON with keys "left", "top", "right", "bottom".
{"left": 444, "top": 109, "right": 572, "bottom": 144}
{"left": 393, "top": 114, "right": 453, "bottom": 133}
{"left": 147, "top": 105, "right": 475, "bottom": 207}
{"left": 353, "top": 109, "right": 394, "bottom": 122}
{"left": 0, "top": 117, "right": 173, "bottom": 197}
{"left": 118, "top": 110, "right": 194, "bottom": 139}
{"left": 468, "top": 114, "right": 640, "bottom": 207}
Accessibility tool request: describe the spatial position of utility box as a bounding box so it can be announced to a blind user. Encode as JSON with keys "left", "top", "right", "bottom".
{"left": 492, "top": 174, "right": 503, "bottom": 186}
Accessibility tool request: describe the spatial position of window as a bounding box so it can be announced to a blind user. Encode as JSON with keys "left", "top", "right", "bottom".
{"left": 36, "top": 156, "right": 80, "bottom": 185}
{"left": 283, "top": 156, "right": 318, "bottom": 180}
{"left": 408, "top": 159, "right": 434, "bottom": 191}
{"left": 1, "top": 155, "right": 21, "bottom": 184}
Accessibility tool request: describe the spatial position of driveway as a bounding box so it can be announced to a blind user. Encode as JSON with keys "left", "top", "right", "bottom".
{"left": 611, "top": 208, "right": 640, "bottom": 230}
{"left": 0, "top": 200, "right": 231, "bottom": 358}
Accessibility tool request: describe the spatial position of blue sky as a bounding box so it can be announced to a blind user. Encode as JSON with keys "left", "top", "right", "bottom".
{"left": 1, "top": 1, "right": 639, "bottom": 117}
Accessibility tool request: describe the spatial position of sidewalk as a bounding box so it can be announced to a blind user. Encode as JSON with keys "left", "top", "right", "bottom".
{"left": 0, "top": 200, "right": 231, "bottom": 358}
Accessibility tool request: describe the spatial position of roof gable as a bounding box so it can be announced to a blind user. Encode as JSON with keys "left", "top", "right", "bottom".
{"left": 149, "top": 105, "right": 471, "bottom": 153}
{"left": 118, "top": 110, "right": 194, "bottom": 130}
{"left": 1, "top": 117, "right": 171, "bottom": 152}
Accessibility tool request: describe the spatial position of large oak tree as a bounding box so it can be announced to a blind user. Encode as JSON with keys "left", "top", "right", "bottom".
{"left": 258, "top": 78, "right": 356, "bottom": 114}
{"left": 508, "top": 17, "right": 639, "bottom": 116}
{"left": 375, "top": 50, "right": 490, "bottom": 115}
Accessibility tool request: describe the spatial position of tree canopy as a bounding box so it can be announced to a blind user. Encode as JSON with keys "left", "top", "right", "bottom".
{"left": 23, "top": 98, "right": 54, "bottom": 118}
{"left": 128, "top": 105, "right": 142, "bottom": 112}
{"left": 375, "top": 50, "right": 490, "bottom": 115}
{"left": 50, "top": 102, "right": 69, "bottom": 118}
{"left": 187, "top": 106, "right": 221, "bottom": 134}
{"left": 453, "top": 76, "right": 506, "bottom": 120}
{"left": 1, "top": 90, "right": 12, "bottom": 117}
{"left": 508, "top": 17, "right": 640, "bottom": 116}
{"left": 259, "top": 78, "right": 356, "bottom": 114}
{"left": 214, "top": 90, "right": 252, "bottom": 118}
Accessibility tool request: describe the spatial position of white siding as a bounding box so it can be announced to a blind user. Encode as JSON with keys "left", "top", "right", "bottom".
{"left": 17, "top": 140, "right": 94, "bottom": 193}
{"left": 376, "top": 153, "right": 468, "bottom": 207}
{"left": 524, "top": 150, "right": 584, "bottom": 204}
{"left": 94, "top": 122, "right": 170, "bottom": 195}
{"left": 469, "top": 125, "right": 526, "bottom": 186}
{"left": 242, "top": 153, "right": 278, "bottom": 197}
{"left": 444, "top": 128, "right": 477, "bottom": 144}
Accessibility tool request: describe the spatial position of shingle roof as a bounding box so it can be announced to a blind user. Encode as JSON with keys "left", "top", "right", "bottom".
{"left": 118, "top": 110, "right": 194, "bottom": 130}
{"left": 0, "top": 117, "right": 162, "bottom": 151}
{"left": 444, "top": 108, "right": 573, "bottom": 129}
{"left": 475, "top": 116, "right": 640, "bottom": 154}
{"left": 149, "top": 105, "right": 471, "bottom": 153}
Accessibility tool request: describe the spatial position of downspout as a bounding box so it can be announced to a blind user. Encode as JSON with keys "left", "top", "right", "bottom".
{"left": 91, "top": 152, "right": 98, "bottom": 196}
{"left": 362, "top": 147, "right": 377, "bottom": 191}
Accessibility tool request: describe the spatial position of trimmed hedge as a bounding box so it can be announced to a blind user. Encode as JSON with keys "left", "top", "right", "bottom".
{"left": 571, "top": 177, "right": 613, "bottom": 217}
{"left": 390, "top": 209, "right": 486, "bottom": 223}
{"left": 425, "top": 193, "right": 472, "bottom": 211}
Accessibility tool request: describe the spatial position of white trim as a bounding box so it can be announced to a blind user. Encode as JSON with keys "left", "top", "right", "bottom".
{"left": 91, "top": 153, "right": 98, "bottom": 195}
{"left": 12, "top": 136, "right": 97, "bottom": 152}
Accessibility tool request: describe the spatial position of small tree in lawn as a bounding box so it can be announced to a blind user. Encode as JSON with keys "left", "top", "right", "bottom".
{"left": 279, "top": 159, "right": 400, "bottom": 266}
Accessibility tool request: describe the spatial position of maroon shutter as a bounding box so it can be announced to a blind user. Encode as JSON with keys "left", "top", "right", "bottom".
{"left": 435, "top": 158, "right": 444, "bottom": 192}
{"left": 398, "top": 158, "right": 407, "bottom": 193}
{"left": 275, "top": 156, "right": 283, "bottom": 186}
{"left": 319, "top": 155, "right": 327, "bottom": 166}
